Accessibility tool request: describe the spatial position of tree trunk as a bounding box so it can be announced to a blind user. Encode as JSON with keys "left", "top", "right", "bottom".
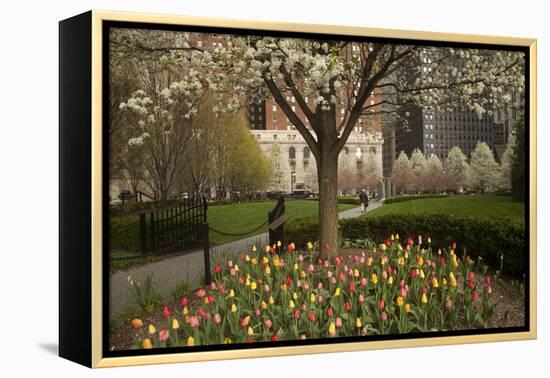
{"left": 317, "top": 147, "right": 339, "bottom": 260}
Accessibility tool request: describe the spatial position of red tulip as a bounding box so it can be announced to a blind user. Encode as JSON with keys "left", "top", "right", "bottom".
{"left": 439, "top": 256, "right": 446, "bottom": 265}
{"left": 485, "top": 275, "right": 491, "bottom": 286}
{"left": 407, "top": 238, "right": 414, "bottom": 246}
{"left": 327, "top": 307, "right": 333, "bottom": 317}
{"left": 468, "top": 279, "right": 475, "bottom": 288}
{"left": 345, "top": 302, "right": 351, "bottom": 312}
{"left": 379, "top": 298, "right": 385, "bottom": 309}
{"left": 198, "top": 308, "right": 210, "bottom": 320}
{"left": 409, "top": 269, "right": 417, "bottom": 279}
{"left": 308, "top": 311, "right": 316, "bottom": 321}
{"left": 271, "top": 334, "right": 280, "bottom": 341}
{"left": 246, "top": 338, "right": 254, "bottom": 343}
{"left": 293, "top": 309, "right": 300, "bottom": 319}
{"left": 339, "top": 271, "right": 345, "bottom": 282}
{"left": 213, "top": 265, "right": 222, "bottom": 273}
{"left": 385, "top": 239, "right": 391, "bottom": 247}
{"left": 181, "top": 297, "right": 188, "bottom": 306}
{"left": 468, "top": 271, "right": 475, "bottom": 281}
{"left": 207, "top": 295, "right": 215, "bottom": 304}
{"left": 285, "top": 277, "right": 293, "bottom": 286}
{"left": 196, "top": 288, "right": 206, "bottom": 298}
{"left": 162, "top": 305, "right": 171, "bottom": 318}
{"left": 159, "top": 329, "right": 169, "bottom": 342}
{"left": 471, "top": 291, "right": 479, "bottom": 302}
{"left": 452, "top": 242, "right": 457, "bottom": 250}
{"left": 349, "top": 282, "right": 356, "bottom": 293}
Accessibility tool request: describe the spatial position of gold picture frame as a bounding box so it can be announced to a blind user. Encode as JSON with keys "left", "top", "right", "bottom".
{"left": 59, "top": 9, "right": 537, "bottom": 368}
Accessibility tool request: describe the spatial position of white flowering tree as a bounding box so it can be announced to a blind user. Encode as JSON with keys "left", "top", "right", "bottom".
{"left": 425, "top": 154, "right": 446, "bottom": 193}
{"left": 269, "top": 142, "right": 290, "bottom": 193}
{"left": 496, "top": 134, "right": 516, "bottom": 190}
{"left": 392, "top": 151, "right": 414, "bottom": 194}
{"left": 445, "top": 146, "right": 469, "bottom": 192}
{"left": 410, "top": 148, "right": 428, "bottom": 193}
{"left": 113, "top": 28, "right": 525, "bottom": 255}
{"left": 466, "top": 142, "right": 499, "bottom": 193}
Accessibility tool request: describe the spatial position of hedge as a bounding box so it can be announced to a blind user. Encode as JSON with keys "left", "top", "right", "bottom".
{"left": 308, "top": 196, "right": 361, "bottom": 206}
{"left": 285, "top": 214, "right": 526, "bottom": 276}
{"left": 384, "top": 194, "right": 449, "bottom": 205}
{"left": 109, "top": 216, "right": 141, "bottom": 253}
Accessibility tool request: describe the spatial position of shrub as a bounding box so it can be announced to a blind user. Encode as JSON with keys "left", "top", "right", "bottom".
{"left": 307, "top": 196, "right": 360, "bottom": 206}
{"left": 110, "top": 216, "right": 141, "bottom": 253}
{"left": 285, "top": 214, "right": 525, "bottom": 276}
{"left": 384, "top": 194, "right": 449, "bottom": 205}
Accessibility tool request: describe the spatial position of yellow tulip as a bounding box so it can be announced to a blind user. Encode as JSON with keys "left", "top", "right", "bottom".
{"left": 261, "top": 301, "right": 268, "bottom": 310}
{"left": 252, "top": 245, "right": 257, "bottom": 252}
{"left": 387, "top": 276, "right": 393, "bottom": 285}
{"left": 273, "top": 258, "right": 280, "bottom": 267}
{"left": 231, "top": 303, "right": 237, "bottom": 312}
{"left": 310, "top": 293, "right": 316, "bottom": 302}
{"left": 265, "top": 246, "right": 271, "bottom": 253}
{"left": 251, "top": 281, "right": 257, "bottom": 290}
{"left": 223, "top": 337, "right": 232, "bottom": 344}
{"left": 293, "top": 263, "right": 298, "bottom": 271}
{"left": 204, "top": 297, "right": 210, "bottom": 305}
{"left": 451, "top": 255, "right": 459, "bottom": 268}
{"left": 142, "top": 338, "right": 153, "bottom": 349}
{"left": 277, "top": 240, "right": 282, "bottom": 247}
{"left": 293, "top": 292, "right": 298, "bottom": 300}
{"left": 234, "top": 264, "right": 239, "bottom": 271}
{"left": 391, "top": 234, "right": 395, "bottom": 241}
{"left": 245, "top": 255, "right": 250, "bottom": 262}
{"left": 442, "top": 277, "right": 447, "bottom": 286}
{"left": 398, "top": 257, "right": 405, "bottom": 266}
{"left": 395, "top": 234, "right": 400, "bottom": 240}
{"left": 396, "top": 296, "right": 404, "bottom": 307}
{"left": 404, "top": 251, "right": 409, "bottom": 259}
{"left": 405, "top": 304, "right": 411, "bottom": 313}
{"left": 353, "top": 268, "right": 359, "bottom": 277}
{"left": 300, "top": 271, "right": 306, "bottom": 279}
{"left": 172, "top": 319, "right": 180, "bottom": 330}
{"left": 417, "top": 256, "right": 424, "bottom": 266}
{"left": 422, "top": 293, "right": 428, "bottom": 304}
{"left": 291, "top": 242, "right": 296, "bottom": 250}
{"left": 262, "top": 256, "right": 269, "bottom": 265}
{"left": 148, "top": 324, "right": 156, "bottom": 335}
{"left": 334, "top": 287, "right": 341, "bottom": 296}
{"left": 245, "top": 278, "right": 251, "bottom": 286}
{"left": 398, "top": 243, "right": 403, "bottom": 251}
{"left": 269, "top": 295, "right": 274, "bottom": 304}
{"left": 289, "top": 300, "right": 295, "bottom": 308}
{"left": 449, "top": 272, "right": 457, "bottom": 287}
{"left": 367, "top": 257, "right": 373, "bottom": 266}
{"left": 371, "top": 273, "right": 378, "bottom": 285}
{"left": 281, "top": 283, "right": 287, "bottom": 292}
{"left": 187, "top": 336, "right": 195, "bottom": 346}
{"left": 432, "top": 278, "right": 439, "bottom": 288}
{"left": 419, "top": 269, "right": 425, "bottom": 279}
{"left": 307, "top": 241, "right": 314, "bottom": 250}
{"left": 380, "top": 244, "right": 387, "bottom": 251}
{"left": 265, "top": 266, "right": 271, "bottom": 275}
{"left": 251, "top": 258, "right": 257, "bottom": 265}
{"left": 247, "top": 326, "right": 254, "bottom": 336}
{"left": 427, "top": 237, "right": 431, "bottom": 244}
{"left": 229, "top": 289, "right": 235, "bottom": 298}
{"left": 329, "top": 322, "right": 336, "bottom": 336}
{"left": 356, "top": 318, "right": 362, "bottom": 328}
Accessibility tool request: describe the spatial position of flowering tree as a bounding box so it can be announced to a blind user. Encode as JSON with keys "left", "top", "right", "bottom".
{"left": 113, "top": 28, "right": 525, "bottom": 256}
{"left": 496, "top": 134, "right": 516, "bottom": 190}
{"left": 466, "top": 142, "right": 499, "bottom": 193}
{"left": 392, "top": 151, "right": 414, "bottom": 194}
{"left": 269, "top": 142, "right": 290, "bottom": 193}
{"left": 425, "top": 154, "right": 445, "bottom": 193}
{"left": 445, "top": 146, "right": 469, "bottom": 192}
{"left": 363, "top": 151, "right": 382, "bottom": 192}
{"left": 410, "top": 149, "right": 428, "bottom": 193}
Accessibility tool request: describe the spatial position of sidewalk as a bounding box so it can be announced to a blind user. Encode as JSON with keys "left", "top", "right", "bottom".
{"left": 109, "top": 199, "right": 382, "bottom": 317}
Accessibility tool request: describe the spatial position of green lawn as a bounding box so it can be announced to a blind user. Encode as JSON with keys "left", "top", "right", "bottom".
{"left": 367, "top": 195, "right": 524, "bottom": 221}
{"left": 208, "top": 200, "right": 356, "bottom": 245}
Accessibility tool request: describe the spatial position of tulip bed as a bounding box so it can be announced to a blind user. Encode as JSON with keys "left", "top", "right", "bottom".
{"left": 129, "top": 236, "right": 498, "bottom": 349}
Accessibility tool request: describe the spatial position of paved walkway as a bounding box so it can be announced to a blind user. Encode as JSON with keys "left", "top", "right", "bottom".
{"left": 109, "top": 199, "right": 383, "bottom": 317}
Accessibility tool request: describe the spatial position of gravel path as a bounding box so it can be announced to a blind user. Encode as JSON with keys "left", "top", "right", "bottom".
{"left": 109, "top": 200, "right": 382, "bottom": 317}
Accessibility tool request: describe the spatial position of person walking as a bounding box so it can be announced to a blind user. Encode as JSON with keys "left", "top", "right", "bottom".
{"left": 359, "top": 190, "right": 369, "bottom": 213}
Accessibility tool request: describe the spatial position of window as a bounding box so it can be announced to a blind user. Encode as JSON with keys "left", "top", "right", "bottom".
{"left": 197, "top": 40, "right": 202, "bottom": 48}
{"left": 304, "top": 147, "right": 311, "bottom": 160}
{"left": 272, "top": 105, "right": 277, "bottom": 112}
{"left": 273, "top": 134, "right": 277, "bottom": 140}
{"left": 289, "top": 146, "right": 296, "bottom": 160}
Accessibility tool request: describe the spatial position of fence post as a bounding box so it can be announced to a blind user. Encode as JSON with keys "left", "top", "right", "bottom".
{"left": 202, "top": 222, "right": 211, "bottom": 285}
{"left": 139, "top": 212, "right": 147, "bottom": 254}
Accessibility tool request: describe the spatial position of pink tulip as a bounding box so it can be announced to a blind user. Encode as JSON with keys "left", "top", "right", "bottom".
{"left": 330, "top": 277, "right": 337, "bottom": 284}
{"left": 264, "top": 284, "right": 270, "bottom": 293}
{"left": 298, "top": 254, "right": 304, "bottom": 262}
{"left": 213, "top": 313, "right": 222, "bottom": 324}
{"left": 381, "top": 311, "right": 388, "bottom": 321}
{"left": 210, "top": 282, "right": 217, "bottom": 291}
{"left": 382, "top": 271, "right": 388, "bottom": 280}
{"left": 303, "top": 281, "right": 310, "bottom": 290}
{"left": 227, "top": 260, "right": 233, "bottom": 268}
{"left": 302, "top": 304, "right": 307, "bottom": 312}
{"left": 317, "top": 282, "right": 323, "bottom": 289}
{"left": 336, "top": 317, "right": 342, "bottom": 327}
{"left": 359, "top": 294, "right": 365, "bottom": 303}
{"left": 230, "top": 268, "right": 236, "bottom": 276}
{"left": 189, "top": 316, "right": 200, "bottom": 328}
{"left": 159, "top": 329, "right": 170, "bottom": 342}
{"left": 307, "top": 264, "right": 314, "bottom": 273}
{"left": 318, "top": 295, "right": 324, "bottom": 303}
{"left": 255, "top": 309, "right": 261, "bottom": 316}
{"left": 264, "top": 319, "right": 273, "bottom": 328}
{"left": 296, "top": 280, "right": 302, "bottom": 288}
{"left": 300, "top": 334, "right": 307, "bottom": 340}
{"left": 444, "top": 299, "right": 452, "bottom": 311}
{"left": 327, "top": 270, "right": 333, "bottom": 278}
{"left": 361, "top": 278, "right": 367, "bottom": 287}
{"left": 379, "top": 298, "right": 385, "bottom": 309}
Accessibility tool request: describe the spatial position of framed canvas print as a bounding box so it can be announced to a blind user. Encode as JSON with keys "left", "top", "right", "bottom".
{"left": 59, "top": 10, "right": 537, "bottom": 368}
